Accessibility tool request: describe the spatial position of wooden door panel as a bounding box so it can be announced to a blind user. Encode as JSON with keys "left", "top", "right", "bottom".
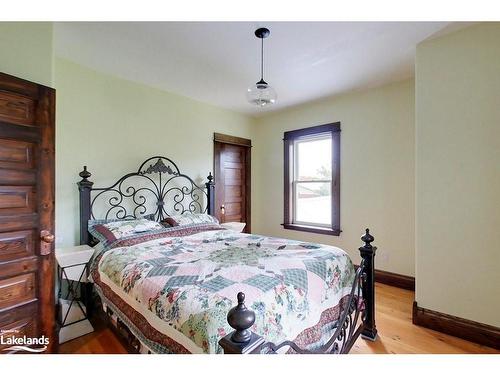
{"left": 0, "top": 213, "right": 38, "bottom": 232}
{"left": 224, "top": 161, "right": 243, "bottom": 169}
{"left": 224, "top": 202, "right": 241, "bottom": 216}
{"left": 225, "top": 215, "right": 242, "bottom": 222}
{"left": 224, "top": 150, "right": 242, "bottom": 162}
{"left": 0, "top": 230, "right": 35, "bottom": 261}
{"left": 0, "top": 256, "right": 37, "bottom": 279}
{"left": 224, "top": 168, "right": 242, "bottom": 184}
{"left": 0, "top": 303, "right": 37, "bottom": 352}
{"left": 0, "top": 139, "right": 35, "bottom": 169}
{"left": 0, "top": 169, "right": 36, "bottom": 185}
{"left": 0, "top": 72, "right": 55, "bottom": 353}
{"left": 0, "top": 273, "right": 36, "bottom": 311}
{"left": 0, "top": 315, "right": 37, "bottom": 352}
{"left": 0, "top": 91, "right": 36, "bottom": 127}
{"left": 214, "top": 135, "right": 251, "bottom": 232}
{"left": 0, "top": 186, "right": 36, "bottom": 214}
{"left": 225, "top": 196, "right": 242, "bottom": 204}
{"left": 225, "top": 185, "right": 242, "bottom": 199}
{"left": 0, "top": 302, "right": 37, "bottom": 328}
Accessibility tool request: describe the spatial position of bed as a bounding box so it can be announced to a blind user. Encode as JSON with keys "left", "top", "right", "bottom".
{"left": 77, "top": 156, "right": 377, "bottom": 354}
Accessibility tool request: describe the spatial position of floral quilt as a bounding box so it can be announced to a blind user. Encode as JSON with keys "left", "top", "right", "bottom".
{"left": 92, "top": 226, "right": 355, "bottom": 353}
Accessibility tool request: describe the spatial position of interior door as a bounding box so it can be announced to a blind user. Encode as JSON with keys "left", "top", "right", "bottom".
{"left": 0, "top": 72, "right": 56, "bottom": 353}
{"left": 214, "top": 133, "right": 251, "bottom": 233}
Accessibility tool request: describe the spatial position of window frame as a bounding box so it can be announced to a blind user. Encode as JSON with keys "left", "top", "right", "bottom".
{"left": 283, "top": 122, "right": 341, "bottom": 236}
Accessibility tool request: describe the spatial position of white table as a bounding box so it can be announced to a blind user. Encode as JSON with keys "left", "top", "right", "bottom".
{"left": 220, "top": 222, "right": 246, "bottom": 233}
{"left": 56, "top": 245, "right": 95, "bottom": 343}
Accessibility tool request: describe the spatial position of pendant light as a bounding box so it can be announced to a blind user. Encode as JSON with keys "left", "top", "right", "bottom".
{"left": 246, "top": 27, "right": 277, "bottom": 107}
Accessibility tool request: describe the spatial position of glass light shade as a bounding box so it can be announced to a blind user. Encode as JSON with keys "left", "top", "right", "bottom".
{"left": 246, "top": 81, "right": 277, "bottom": 107}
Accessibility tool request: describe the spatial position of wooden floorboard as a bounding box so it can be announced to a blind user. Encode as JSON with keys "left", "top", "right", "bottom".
{"left": 59, "top": 283, "right": 499, "bottom": 354}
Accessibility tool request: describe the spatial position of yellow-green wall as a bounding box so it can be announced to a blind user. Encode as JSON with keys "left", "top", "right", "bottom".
{"left": 253, "top": 80, "right": 415, "bottom": 276}
{"left": 54, "top": 57, "right": 416, "bottom": 279}
{"left": 54, "top": 58, "right": 255, "bottom": 247}
{"left": 415, "top": 23, "right": 500, "bottom": 326}
{"left": 0, "top": 22, "right": 54, "bottom": 86}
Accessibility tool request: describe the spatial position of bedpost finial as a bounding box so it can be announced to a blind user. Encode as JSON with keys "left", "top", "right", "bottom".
{"left": 237, "top": 292, "right": 245, "bottom": 304}
{"left": 226, "top": 292, "right": 255, "bottom": 344}
{"left": 79, "top": 165, "right": 91, "bottom": 180}
{"left": 207, "top": 172, "right": 214, "bottom": 184}
{"left": 361, "top": 228, "right": 374, "bottom": 249}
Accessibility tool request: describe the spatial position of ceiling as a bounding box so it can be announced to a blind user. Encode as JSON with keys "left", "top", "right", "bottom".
{"left": 54, "top": 22, "right": 456, "bottom": 116}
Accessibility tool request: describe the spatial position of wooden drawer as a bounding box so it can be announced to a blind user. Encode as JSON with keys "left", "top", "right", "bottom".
{"left": 0, "top": 273, "right": 36, "bottom": 311}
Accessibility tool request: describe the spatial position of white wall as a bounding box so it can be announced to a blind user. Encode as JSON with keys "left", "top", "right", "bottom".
{"left": 253, "top": 80, "right": 415, "bottom": 276}
{"left": 54, "top": 58, "right": 255, "bottom": 247}
{"left": 415, "top": 23, "right": 500, "bottom": 326}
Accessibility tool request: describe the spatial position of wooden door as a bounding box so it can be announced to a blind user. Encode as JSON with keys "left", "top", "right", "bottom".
{"left": 0, "top": 72, "right": 56, "bottom": 353}
{"left": 214, "top": 133, "right": 251, "bottom": 233}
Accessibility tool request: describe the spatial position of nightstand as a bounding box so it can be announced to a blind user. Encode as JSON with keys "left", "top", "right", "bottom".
{"left": 56, "top": 244, "right": 95, "bottom": 343}
{"left": 220, "top": 222, "right": 246, "bottom": 233}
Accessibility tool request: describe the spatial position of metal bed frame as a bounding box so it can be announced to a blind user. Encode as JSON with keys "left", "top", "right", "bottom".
{"left": 77, "top": 156, "right": 377, "bottom": 354}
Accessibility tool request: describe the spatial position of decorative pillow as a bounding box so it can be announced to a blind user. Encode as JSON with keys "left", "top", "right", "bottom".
{"left": 160, "top": 217, "right": 178, "bottom": 227}
{"left": 163, "top": 212, "right": 219, "bottom": 227}
{"left": 107, "top": 222, "right": 221, "bottom": 250}
{"left": 88, "top": 217, "right": 162, "bottom": 247}
{"left": 88, "top": 214, "right": 155, "bottom": 230}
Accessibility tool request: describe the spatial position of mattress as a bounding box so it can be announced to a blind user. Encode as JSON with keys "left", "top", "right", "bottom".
{"left": 90, "top": 224, "right": 356, "bottom": 353}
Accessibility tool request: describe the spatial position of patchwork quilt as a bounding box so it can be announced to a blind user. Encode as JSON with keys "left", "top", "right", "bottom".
{"left": 91, "top": 225, "right": 355, "bottom": 353}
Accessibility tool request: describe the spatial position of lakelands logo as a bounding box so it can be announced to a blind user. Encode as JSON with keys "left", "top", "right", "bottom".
{"left": 1, "top": 329, "right": 49, "bottom": 353}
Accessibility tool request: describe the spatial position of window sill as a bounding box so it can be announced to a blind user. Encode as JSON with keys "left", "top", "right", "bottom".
{"left": 281, "top": 223, "right": 341, "bottom": 236}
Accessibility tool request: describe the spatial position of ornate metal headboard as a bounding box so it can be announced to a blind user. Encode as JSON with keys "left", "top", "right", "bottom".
{"left": 77, "top": 156, "right": 215, "bottom": 245}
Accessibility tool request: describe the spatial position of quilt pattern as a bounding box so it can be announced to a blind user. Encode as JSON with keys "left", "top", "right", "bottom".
{"left": 95, "top": 229, "right": 355, "bottom": 353}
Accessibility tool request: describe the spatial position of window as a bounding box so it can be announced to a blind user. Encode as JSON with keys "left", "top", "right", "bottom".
{"left": 283, "top": 122, "right": 340, "bottom": 235}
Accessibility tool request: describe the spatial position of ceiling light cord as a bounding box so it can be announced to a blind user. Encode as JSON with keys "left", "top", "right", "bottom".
{"left": 261, "top": 36, "right": 264, "bottom": 81}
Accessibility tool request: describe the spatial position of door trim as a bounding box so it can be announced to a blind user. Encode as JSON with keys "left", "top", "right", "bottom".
{"left": 214, "top": 133, "right": 252, "bottom": 148}
{"left": 213, "top": 133, "right": 251, "bottom": 233}
{"left": 36, "top": 84, "right": 56, "bottom": 353}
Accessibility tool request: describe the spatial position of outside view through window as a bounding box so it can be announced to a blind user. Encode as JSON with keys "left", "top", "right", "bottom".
{"left": 294, "top": 135, "right": 332, "bottom": 226}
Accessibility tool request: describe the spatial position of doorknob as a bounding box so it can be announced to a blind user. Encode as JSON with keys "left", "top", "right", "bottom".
{"left": 220, "top": 204, "right": 225, "bottom": 215}
{"left": 40, "top": 230, "right": 54, "bottom": 256}
{"left": 41, "top": 230, "right": 55, "bottom": 243}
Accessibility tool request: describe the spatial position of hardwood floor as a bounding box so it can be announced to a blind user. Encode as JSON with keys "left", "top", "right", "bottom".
{"left": 59, "top": 283, "right": 499, "bottom": 354}
{"left": 351, "top": 284, "right": 498, "bottom": 354}
{"left": 58, "top": 316, "right": 128, "bottom": 354}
